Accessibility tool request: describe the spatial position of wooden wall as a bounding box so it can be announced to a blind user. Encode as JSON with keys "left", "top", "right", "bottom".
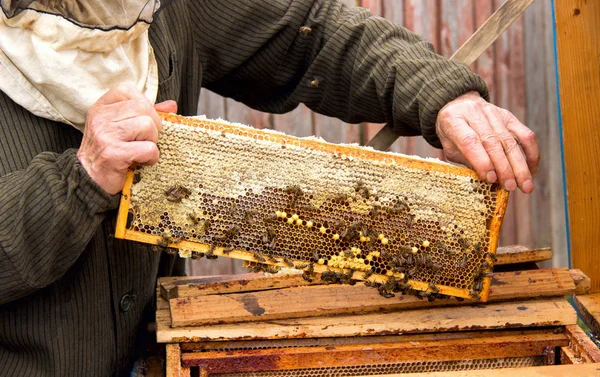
{"left": 188, "top": 0, "right": 566, "bottom": 276}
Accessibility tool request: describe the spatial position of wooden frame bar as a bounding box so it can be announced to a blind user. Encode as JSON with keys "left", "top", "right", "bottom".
{"left": 179, "top": 332, "right": 568, "bottom": 372}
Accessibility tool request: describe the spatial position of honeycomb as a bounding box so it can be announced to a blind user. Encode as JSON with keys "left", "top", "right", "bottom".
{"left": 214, "top": 356, "right": 545, "bottom": 376}
{"left": 116, "top": 113, "right": 508, "bottom": 301}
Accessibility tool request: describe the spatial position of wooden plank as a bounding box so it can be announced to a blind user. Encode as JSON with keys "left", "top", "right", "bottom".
{"left": 180, "top": 332, "right": 568, "bottom": 371}
{"left": 570, "top": 269, "right": 591, "bottom": 295}
{"left": 495, "top": 245, "right": 552, "bottom": 265}
{"left": 357, "top": 363, "right": 600, "bottom": 377}
{"left": 159, "top": 273, "right": 318, "bottom": 300}
{"left": 575, "top": 294, "right": 600, "bottom": 337}
{"left": 179, "top": 328, "right": 563, "bottom": 351}
{"left": 555, "top": 0, "right": 600, "bottom": 292}
{"left": 168, "top": 269, "right": 577, "bottom": 327}
{"left": 157, "top": 298, "right": 576, "bottom": 342}
{"left": 451, "top": 0, "right": 535, "bottom": 65}
{"left": 564, "top": 325, "right": 600, "bottom": 364}
{"left": 166, "top": 344, "right": 190, "bottom": 377}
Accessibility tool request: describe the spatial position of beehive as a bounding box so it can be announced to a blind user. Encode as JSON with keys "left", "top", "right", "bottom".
{"left": 116, "top": 113, "right": 508, "bottom": 301}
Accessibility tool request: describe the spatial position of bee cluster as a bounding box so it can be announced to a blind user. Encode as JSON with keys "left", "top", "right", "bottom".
{"left": 125, "top": 116, "right": 503, "bottom": 299}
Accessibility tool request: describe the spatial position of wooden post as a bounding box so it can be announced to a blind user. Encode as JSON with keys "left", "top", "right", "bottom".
{"left": 554, "top": 1, "right": 600, "bottom": 291}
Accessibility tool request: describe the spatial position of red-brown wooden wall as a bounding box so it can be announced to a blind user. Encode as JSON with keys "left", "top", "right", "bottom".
{"left": 190, "top": 0, "right": 566, "bottom": 276}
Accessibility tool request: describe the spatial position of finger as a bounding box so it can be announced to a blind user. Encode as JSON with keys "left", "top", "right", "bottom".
{"left": 484, "top": 110, "right": 533, "bottom": 193}
{"left": 467, "top": 112, "right": 517, "bottom": 191}
{"left": 120, "top": 141, "right": 161, "bottom": 166}
{"left": 111, "top": 116, "right": 159, "bottom": 143}
{"left": 505, "top": 114, "right": 540, "bottom": 175}
{"left": 97, "top": 99, "right": 163, "bottom": 133}
{"left": 154, "top": 100, "right": 178, "bottom": 113}
{"left": 442, "top": 119, "right": 498, "bottom": 183}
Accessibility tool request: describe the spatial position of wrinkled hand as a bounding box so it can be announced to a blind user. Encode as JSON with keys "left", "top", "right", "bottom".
{"left": 436, "top": 92, "right": 540, "bottom": 193}
{"left": 77, "top": 83, "right": 177, "bottom": 195}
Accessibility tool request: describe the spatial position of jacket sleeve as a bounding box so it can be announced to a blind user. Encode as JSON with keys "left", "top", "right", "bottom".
{"left": 0, "top": 149, "right": 119, "bottom": 304}
{"left": 190, "top": 0, "right": 489, "bottom": 147}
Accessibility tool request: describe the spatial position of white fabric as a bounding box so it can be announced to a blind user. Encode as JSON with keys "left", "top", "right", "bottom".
{"left": 0, "top": 9, "right": 158, "bottom": 130}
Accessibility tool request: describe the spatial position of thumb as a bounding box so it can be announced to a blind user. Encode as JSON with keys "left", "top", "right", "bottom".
{"left": 154, "top": 100, "right": 178, "bottom": 113}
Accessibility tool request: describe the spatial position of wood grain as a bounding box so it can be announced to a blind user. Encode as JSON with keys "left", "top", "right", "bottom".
{"left": 157, "top": 297, "right": 576, "bottom": 342}
{"left": 167, "top": 269, "right": 577, "bottom": 327}
{"left": 575, "top": 294, "right": 600, "bottom": 337}
{"left": 166, "top": 344, "right": 190, "bottom": 377}
{"left": 555, "top": 0, "right": 600, "bottom": 292}
{"left": 495, "top": 245, "right": 552, "bottom": 265}
{"left": 564, "top": 325, "right": 600, "bottom": 364}
{"left": 180, "top": 332, "right": 568, "bottom": 371}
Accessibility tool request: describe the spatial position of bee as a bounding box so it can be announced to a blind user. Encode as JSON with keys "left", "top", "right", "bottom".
{"left": 261, "top": 233, "right": 270, "bottom": 245}
{"left": 311, "top": 249, "right": 320, "bottom": 262}
{"left": 222, "top": 246, "right": 235, "bottom": 254}
{"left": 225, "top": 225, "right": 240, "bottom": 239}
{"left": 395, "top": 199, "right": 410, "bottom": 212}
{"left": 164, "top": 248, "right": 178, "bottom": 256}
{"left": 295, "top": 263, "right": 309, "bottom": 269}
{"left": 458, "top": 237, "right": 470, "bottom": 249}
{"left": 156, "top": 237, "right": 169, "bottom": 248}
{"left": 354, "top": 181, "right": 371, "bottom": 199}
{"left": 284, "top": 185, "right": 303, "bottom": 207}
{"left": 206, "top": 244, "right": 216, "bottom": 257}
{"left": 282, "top": 257, "right": 294, "bottom": 267}
{"left": 406, "top": 214, "right": 415, "bottom": 228}
{"left": 333, "top": 193, "right": 348, "bottom": 203}
{"left": 469, "top": 290, "right": 481, "bottom": 300}
{"left": 371, "top": 205, "right": 381, "bottom": 217}
{"left": 486, "top": 251, "right": 497, "bottom": 262}
{"left": 455, "top": 297, "right": 465, "bottom": 302}
{"left": 459, "top": 259, "right": 469, "bottom": 269}
{"left": 243, "top": 210, "right": 257, "bottom": 224}
{"left": 428, "top": 282, "right": 440, "bottom": 293}
{"left": 301, "top": 204, "right": 317, "bottom": 212}
{"left": 268, "top": 238, "right": 277, "bottom": 250}
{"left": 164, "top": 185, "right": 192, "bottom": 203}
{"left": 190, "top": 251, "right": 204, "bottom": 260}
{"left": 302, "top": 263, "right": 315, "bottom": 282}
{"left": 473, "top": 280, "right": 483, "bottom": 292}
{"left": 253, "top": 251, "right": 266, "bottom": 263}
{"left": 480, "top": 261, "right": 492, "bottom": 269}
{"left": 474, "top": 242, "right": 482, "bottom": 254}
{"left": 187, "top": 213, "right": 199, "bottom": 225}
{"left": 363, "top": 269, "right": 374, "bottom": 280}
{"left": 133, "top": 172, "right": 142, "bottom": 184}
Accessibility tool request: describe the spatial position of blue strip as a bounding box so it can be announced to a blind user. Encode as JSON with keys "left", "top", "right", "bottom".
{"left": 551, "top": 0, "right": 572, "bottom": 268}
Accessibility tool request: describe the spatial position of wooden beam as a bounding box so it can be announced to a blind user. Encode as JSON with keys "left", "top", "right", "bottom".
{"left": 157, "top": 297, "right": 576, "bottom": 343}
{"left": 355, "top": 363, "right": 600, "bottom": 377}
{"left": 166, "top": 344, "right": 190, "bottom": 377}
{"left": 564, "top": 325, "right": 600, "bottom": 364}
{"left": 575, "top": 294, "right": 600, "bottom": 336}
{"left": 159, "top": 273, "right": 319, "bottom": 300}
{"left": 555, "top": 0, "right": 600, "bottom": 292}
{"left": 571, "top": 269, "right": 591, "bottom": 295}
{"left": 168, "top": 269, "right": 577, "bottom": 327}
{"left": 495, "top": 245, "right": 552, "bottom": 265}
{"left": 180, "top": 332, "right": 568, "bottom": 372}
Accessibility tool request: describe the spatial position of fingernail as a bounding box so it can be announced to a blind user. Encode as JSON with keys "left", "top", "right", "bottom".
{"left": 486, "top": 171, "right": 497, "bottom": 183}
{"left": 505, "top": 179, "right": 517, "bottom": 192}
{"left": 522, "top": 179, "right": 534, "bottom": 193}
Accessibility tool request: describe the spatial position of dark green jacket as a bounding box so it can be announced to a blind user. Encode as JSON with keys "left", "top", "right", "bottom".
{"left": 0, "top": 0, "right": 487, "bottom": 375}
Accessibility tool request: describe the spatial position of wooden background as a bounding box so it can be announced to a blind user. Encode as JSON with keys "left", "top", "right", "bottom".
{"left": 189, "top": 0, "right": 567, "bottom": 276}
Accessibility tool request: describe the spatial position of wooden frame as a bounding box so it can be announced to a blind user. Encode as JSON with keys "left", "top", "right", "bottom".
{"left": 115, "top": 113, "right": 509, "bottom": 301}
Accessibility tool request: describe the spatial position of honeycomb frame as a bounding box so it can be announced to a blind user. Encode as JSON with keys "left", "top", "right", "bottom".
{"left": 116, "top": 113, "right": 509, "bottom": 301}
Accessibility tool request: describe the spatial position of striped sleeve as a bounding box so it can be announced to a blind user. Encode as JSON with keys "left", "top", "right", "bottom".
{"left": 0, "top": 149, "right": 119, "bottom": 305}
{"left": 190, "top": 0, "right": 488, "bottom": 147}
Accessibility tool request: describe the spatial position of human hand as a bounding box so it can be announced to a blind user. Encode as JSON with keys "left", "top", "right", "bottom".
{"left": 77, "top": 83, "right": 177, "bottom": 195}
{"left": 435, "top": 91, "right": 539, "bottom": 193}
